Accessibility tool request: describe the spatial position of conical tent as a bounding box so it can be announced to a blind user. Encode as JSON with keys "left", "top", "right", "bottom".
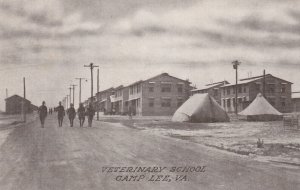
{"left": 172, "top": 93, "right": 230, "bottom": 123}
{"left": 239, "top": 93, "right": 283, "bottom": 121}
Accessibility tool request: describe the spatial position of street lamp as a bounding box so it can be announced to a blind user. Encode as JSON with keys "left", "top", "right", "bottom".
{"left": 232, "top": 60, "right": 241, "bottom": 115}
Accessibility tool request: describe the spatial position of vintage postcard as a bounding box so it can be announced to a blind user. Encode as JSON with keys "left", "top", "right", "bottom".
{"left": 0, "top": 0, "right": 299, "bottom": 190}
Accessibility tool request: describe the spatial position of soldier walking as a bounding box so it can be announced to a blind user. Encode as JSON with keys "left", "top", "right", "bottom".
{"left": 67, "top": 103, "right": 76, "bottom": 127}
{"left": 57, "top": 102, "right": 65, "bottom": 127}
{"left": 86, "top": 103, "right": 95, "bottom": 127}
{"left": 77, "top": 103, "right": 86, "bottom": 127}
{"left": 38, "top": 101, "right": 48, "bottom": 128}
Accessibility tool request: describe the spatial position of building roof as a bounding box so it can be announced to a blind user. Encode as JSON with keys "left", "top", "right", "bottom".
{"left": 5, "top": 94, "right": 31, "bottom": 103}
{"left": 191, "top": 80, "right": 229, "bottom": 92}
{"left": 221, "top": 74, "right": 292, "bottom": 88}
{"left": 126, "top": 73, "right": 190, "bottom": 87}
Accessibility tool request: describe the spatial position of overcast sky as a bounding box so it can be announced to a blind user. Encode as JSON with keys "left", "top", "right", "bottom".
{"left": 1, "top": 0, "right": 300, "bottom": 110}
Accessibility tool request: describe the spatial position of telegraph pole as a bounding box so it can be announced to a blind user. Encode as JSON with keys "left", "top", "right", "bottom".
{"left": 97, "top": 68, "right": 99, "bottom": 120}
{"left": 71, "top": 84, "right": 77, "bottom": 106}
{"left": 232, "top": 60, "right": 241, "bottom": 115}
{"left": 75, "top": 78, "right": 87, "bottom": 104}
{"left": 66, "top": 95, "right": 69, "bottom": 109}
{"left": 23, "top": 77, "right": 26, "bottom": 122}
{"left": 68, "top": 87, "right": 72, "bottom": 106}
{"left": 84, "top": 63, "right": 99, "bottom": 102}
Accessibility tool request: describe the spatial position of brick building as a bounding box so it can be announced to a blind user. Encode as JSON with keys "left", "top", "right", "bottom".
{"left": 127, "top": 73, "right": 191, "bottom": 116}
{"left": 191, "top": 80, "right": 229, "bottom": 105}
{"left": 220, "top": 74, "right": 292, "bottom": 113}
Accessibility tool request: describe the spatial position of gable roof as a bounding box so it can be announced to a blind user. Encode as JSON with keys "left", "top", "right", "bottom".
{"left": 126, "top": 73, "right": 190, "bottom": 87}
{"left": 192, "top": 80, "right": 229, "bottom": 92}
{"left": 5, "top": 94, "right": 31, "bottom": 103}
{"left": 221, "top": 74, "right": 292, "bottom": 88}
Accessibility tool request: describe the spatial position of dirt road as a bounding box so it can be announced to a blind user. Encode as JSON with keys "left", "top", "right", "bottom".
{"left": 0, "top": 115, "right": 299, "bottom": 190}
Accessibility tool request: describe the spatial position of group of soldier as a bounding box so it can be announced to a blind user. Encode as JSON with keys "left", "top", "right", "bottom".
{"left": 38, "top": 101, "right": 96, "bottom": 128}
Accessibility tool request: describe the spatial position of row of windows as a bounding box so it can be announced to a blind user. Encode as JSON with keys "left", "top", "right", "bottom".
{"left": 129, "top": 84, "right": 141, "bottom": 95}
{"left": 223, "top": 86, "right": 247, "bottom": 95}
{"left": 149, "top": 84, "right": 183, "bottom": 93}
{"left": 148, "top": 98, "right": 184, "bottom": 108}
{"left": 223, "top": 84, "right": 287, "bottom": 96}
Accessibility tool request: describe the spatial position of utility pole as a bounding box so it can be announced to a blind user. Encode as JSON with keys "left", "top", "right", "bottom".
{"left": 75, "top": 78, "right": 87, "bottom": 104}
{"left": 263, "top": 69, "right": 266, "bottom": 97}
{"left": 97, "top": 68, "right": 99, "bottom": 120}
{"left": 84, "top": 63, "right": 99, "bottom": 103}
{"left": 23, "top": 77, "right": 26, "bottom": 122}
{"left": 71, "top": 84, "right": 77, "bottom": 106}
{"left": 232, "top": 60, "right": 241, "bottom": 115}
{"left": 66, "top": 95, "right": 69, "bottom": 109}
{"left": 68, "top": 87, "right": 72, "bottom": 106}
{"left": 6, "top": 88, "right": 8, "bottom": 98}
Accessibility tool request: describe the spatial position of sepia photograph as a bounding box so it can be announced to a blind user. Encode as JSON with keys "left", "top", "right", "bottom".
{"left": 0, "top": 0, "right": 299, "bottom": 189}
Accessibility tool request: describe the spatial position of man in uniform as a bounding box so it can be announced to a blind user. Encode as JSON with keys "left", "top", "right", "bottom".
{"left": 67, "top": 103, "right": 76, "bottom": 127}
{"left": 77, "top": 103, "right": 86, "bottom": 127}
{"left": 57, "top": 101, "right": 65, "bottom": 127}
{"left": 86, "top": 103, "right": 95, "bottom": 127}
{"left": 38, "top": 101, "right": 48, "bottom": 128}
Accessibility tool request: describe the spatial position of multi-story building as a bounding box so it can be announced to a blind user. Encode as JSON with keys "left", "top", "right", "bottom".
{"left": 96, "top": 87, "right": 114, "bottom": 113}
{"left": 191, "top": 80, "right": 229, "bottom": 105}
{"left": 220, "top": 74, "right": 292, "bottom": 113}
{"left": 110, "top": 85, "right": 130, "bottom": 115}
{"left": 127, "top": 73, "right": 191, "bottom": 116}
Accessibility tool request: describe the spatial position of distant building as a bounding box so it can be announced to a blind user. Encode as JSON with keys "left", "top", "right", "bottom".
{"left": 96, "top": 87, "right": 115, "bottom": 114}
{"left": 191, "top": 80, "right": 229, "bottom": 104}
{"left": 220, "top": 74, "right": 292, "bottom": 113}
{"left": 292, "top": 92, "right": 300, "bottom": 112}
{"left": 126, "top": 73, "right": 191, "bottom": 116}
{"left": 110, "top": 85, "right": 129, "bottom": 115}
{"left": 5, "top": 95, "right": 36, "bottom": 114}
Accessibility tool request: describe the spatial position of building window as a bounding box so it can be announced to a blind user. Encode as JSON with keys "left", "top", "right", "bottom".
{"left": 280, "top": 97, "right": 286, "bottom": 107}
{"left": 227, "top": 99, "right": 231, "bottom": 107}
{"left": 223, "top": 99, "right": 225, "bottom": 107}
{"left": 213, "top": 89, "right": 218, "bottom": 96}
{"left": 149, "top": 87, "right": 154, "bottom": 92}
{"left": 255, "top": 84, "right": 260, "bottom": 91}
{"left": 281, "top": 85, "right": 286, "bottom": 93}
{"left": 223, "top": 89, "right": 226, "bottom": 96}
{"left": 227, "top": 88, "right": 230, "bottom": 95}
{"left": 161, "top": 84, "right": 171, "bottom": 92}
{"left": 243, "top": 86, "right": 247, "bottom": 93}
{"left": 177, "top": 84, "right": 183, "bottom": 93}
{"left": 238, "top": 86, "right": 242, "bottom": 93}
{"left": 137, "top": 84, "right": 141, "bottom": 93}
{"left": 161, "top": 98, "right": 171, "bottom": 107}
{"left": 268, "top": 84, "right": 275, "bottom": 93}
{"left": 148, "top": 98, "right": 154, "bottom": 107}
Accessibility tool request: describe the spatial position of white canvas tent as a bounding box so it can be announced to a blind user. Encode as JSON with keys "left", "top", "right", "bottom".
{"left": 239, "top": 93, "right": 283, "bottom": 121}
{"left": 172, "top": 93, "right": 229, "bottom": 123}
